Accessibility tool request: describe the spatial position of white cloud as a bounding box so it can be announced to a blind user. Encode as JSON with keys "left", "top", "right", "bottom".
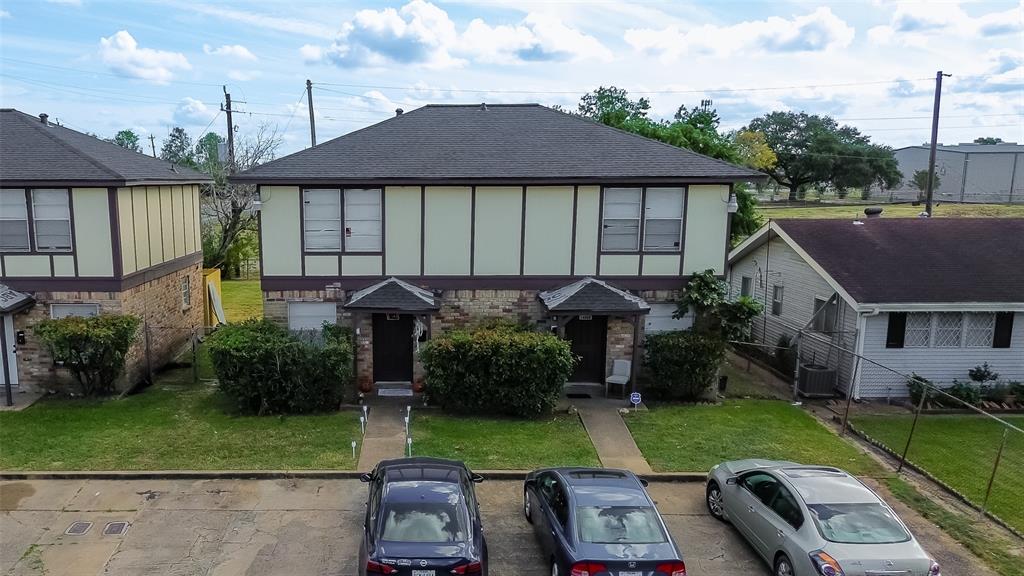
{"left": 626, "top": 7, "right": 854, "bottom": 60}
{"left": 0, "top": 9, "right": 10, "bottom": 18}
{"left": 172, "top": 97, "right": 215, "bottom": 126}
{"left": 461, "top": 12, "right": 611, "bottom": 64}
{"left": 299, "top": 44, "right": 323, "bottom": 63}
{"left": 868, "top": 2, "right": 1023, "bottom": 46}
{"left": 227, "top": 70, "right": 262, "bottom": 81}
{"left": 202, "top": 43, "right": 257, "bottom": 61}
{"left": 98, "top": 30, "right": 191, "bottom": 84}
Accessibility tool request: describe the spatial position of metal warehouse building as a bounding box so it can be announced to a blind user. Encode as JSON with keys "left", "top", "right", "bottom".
{"left": 887, "top": 142, "right": 1024, "bottom": 204}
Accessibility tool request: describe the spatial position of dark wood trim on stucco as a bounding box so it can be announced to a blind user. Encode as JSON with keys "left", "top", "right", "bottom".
{"left": 469, "top": 185, "right": 476, "bottom": 275}
{"left": 419, "top": 185, "right": 425, "bottom": 276}
{"left": 2, "top": 251, "right": 202, "bottom": 292}
{"left": 379, "top": 187, "right": 387, "bottom": 275}
{"left": 570, "top": 185, "right": 578, "bottom": 276}
{"left": 596, "top": 186, "right": 604, "bottom": 275}
{"left": 298, "top": 188, "right": 307, "bottom": 276}
{"left": 256, "top": 186, "right": 265, "bottom": 282}
{"left": 67, "top": 188, "right": 79, "bottom": 276}
{"left": 724, "top": 183, "right": 734, "bottom": 274}
{"left": 118, "top": 251, "right": 204, "bottom": 290}
{"left": 679, "top": 186, "right": 690, "bottom": 276}
{"left": 637, "top": 185, "right": 647, "bottom": 274}
{"left": 260, "top": 274, "right": 697, "bottom": 292}
{"left": 230, "top": 176, "right": 759, "bottom": 186}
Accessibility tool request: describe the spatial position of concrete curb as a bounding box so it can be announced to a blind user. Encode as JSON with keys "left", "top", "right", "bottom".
{"left": 0, "top": 470, "right": 708, "bottom": 482}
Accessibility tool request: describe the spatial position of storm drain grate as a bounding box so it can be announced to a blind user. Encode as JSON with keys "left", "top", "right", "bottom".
{"left": 65, "top": 521, "right": 92, "bottom": 535}
{"left": 103, "top": 521, "right": 130, "bottom": 536}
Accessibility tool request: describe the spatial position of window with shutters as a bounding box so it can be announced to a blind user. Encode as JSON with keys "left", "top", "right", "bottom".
{"left": 344, "top": 188, "right": 382, "bottom": 252}
{"left": 905, "top": 313, "right": 931, "bottom": 347}
{"left": 964, "top": 313, "right": 996, "bottom": 347}
{"left": 0, "top": 189, "right": 30, "bottom": 252}
{"left": 642, "top": 187, "right": 684, "bottom": 251}
{"left": 602, "top": 187, "right": 642, "bottom": 251}
{"left": 31, "top": 189, "right": 72, "bottom": 252}
{"left": 933, "top": 312, "right": 963, "bottom": 347}
{"left": 303, "top": 189, "right": 342, "bottom": 251}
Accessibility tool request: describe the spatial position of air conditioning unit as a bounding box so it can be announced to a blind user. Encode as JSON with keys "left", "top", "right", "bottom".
{"left": 798, "top": 363, "right": 836, "bottom": 398}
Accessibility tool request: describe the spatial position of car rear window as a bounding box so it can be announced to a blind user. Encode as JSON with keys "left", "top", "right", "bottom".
{"left": 381, "top": 502, "right": 466, "bottom": 543}
{"left": 576, "top": 506, "right": 667, "bottom": 544}
{"left": 808, "top": 503, "right": 910, "bottom": 544}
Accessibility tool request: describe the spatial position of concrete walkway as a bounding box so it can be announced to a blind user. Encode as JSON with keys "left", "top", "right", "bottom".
{"left": 576, "top": 402, "right": 653, "bottom": 474}
{"left": 356, "top": 401, "right": 409, "bottom": 471}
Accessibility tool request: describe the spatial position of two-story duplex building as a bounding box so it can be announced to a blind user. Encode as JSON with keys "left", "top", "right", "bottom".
{"left": 233, "top": 104, "right": 762, "bottom": 393}
{"left": 0, "top": 109, "right": 210, "bottom": 395}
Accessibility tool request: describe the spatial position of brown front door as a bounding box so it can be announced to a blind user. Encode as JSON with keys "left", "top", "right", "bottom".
{"left": 372, "top": 314, "right": 414, "bottom": 382}
{"left": 565, "top": 316, "right": 607, "bottom": 383}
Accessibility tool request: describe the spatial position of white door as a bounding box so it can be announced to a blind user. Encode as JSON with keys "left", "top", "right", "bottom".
{"left": 1, "top": 314, "right": 17, "bottom": 387}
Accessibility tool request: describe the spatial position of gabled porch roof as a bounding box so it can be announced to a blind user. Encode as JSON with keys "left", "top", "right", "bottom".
{"left": 0, "top": 284, "right": 34, "bottom": 314}
{"left": 344, "top": 277, "right": 439, "bottom": 312}
{"left": 539, "top": 277, "right": 650, "bottom": 315}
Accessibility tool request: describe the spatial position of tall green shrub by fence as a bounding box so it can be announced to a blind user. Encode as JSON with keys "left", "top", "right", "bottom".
{"left": 34, "top": 313, "right": 141, "bottom": 396}
{"left": 420, "top": 327, "right": 574, "bottom": 417}
{"left": 207, "top": 319, "right": 354, "bottom": 415}
{"left": 642, "top": 330, "right": 724, "bottom": 401}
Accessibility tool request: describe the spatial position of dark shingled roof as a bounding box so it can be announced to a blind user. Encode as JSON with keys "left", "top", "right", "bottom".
{"left": 540, "top": 277, "right": 650, "bottom": 314}
{"left": 775, "top": 218, "right": 1024, "bottom": 304}
{"left": 233, "top": 104, "right": 764, "bottom": 184}
{"left": 344, "top": 277, "right": 438, "bottom": 312}
{"left": 0, "top": 109, "right": 210, "bottom": 186}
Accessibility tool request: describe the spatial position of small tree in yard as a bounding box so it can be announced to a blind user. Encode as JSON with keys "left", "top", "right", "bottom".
{"left": 912, "top": 169, "right": 940, "bottom": 201}
{"left": 34, "top": 314, "right": 141, "bottom": 396}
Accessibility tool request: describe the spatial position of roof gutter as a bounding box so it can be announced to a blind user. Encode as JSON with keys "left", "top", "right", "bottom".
{"left": 855, "top": 302, "right": 1024, "bottom": 313}
{"left": 228, "top": 175, "right": 767, "bottom": 186}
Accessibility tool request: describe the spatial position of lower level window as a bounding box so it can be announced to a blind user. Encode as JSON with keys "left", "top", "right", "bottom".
{"left": 287, "top": 302, "right": 337, "bottom": 331}
{"left": 180, "top": 276, "right": 191, "bottom": 309}
{"left": 50, "top": 303, "right": 100, "bottom": 319}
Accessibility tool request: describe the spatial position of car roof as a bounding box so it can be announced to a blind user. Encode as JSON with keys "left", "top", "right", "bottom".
{"left": 778, "top": 467, "right": 880, "bottom": 505}
{"left": 550, "top": 468, "right": 651, "bottom": 506}
{"left": 377, "top": 457, "right": 468, "bottom": 483}
{"left": 383, "top": 480, "right": 464, "bottom": 504}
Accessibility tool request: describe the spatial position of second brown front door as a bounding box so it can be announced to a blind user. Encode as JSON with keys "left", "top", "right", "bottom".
{"left": 565, "top": 316, "right": 607, "bottom": 383}
{"left": 372, "top": 314, "right": 414, "bottom": 382}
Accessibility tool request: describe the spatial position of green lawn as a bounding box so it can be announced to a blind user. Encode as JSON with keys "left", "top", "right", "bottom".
{"left": 411, "top": 413, "right": 600, "bottom": 469}
{"left": 220, "top": 279, "right": 263, "bottom": 323}
{"left": 0, "top": 372, "right": 361, "bottom": 470}
{"left": 625, "top": 399, "right": 881, "bottom": 475}
{"left": 852, "top": 414, "right": 1024, "bottom": 534}
{"left": 762, "top": 202, "right": 1024, "bottom": 220}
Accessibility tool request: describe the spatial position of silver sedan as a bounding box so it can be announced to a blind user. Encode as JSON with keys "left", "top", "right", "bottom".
{"left": 705, "top": 460, "right": 941, "bottom": 576}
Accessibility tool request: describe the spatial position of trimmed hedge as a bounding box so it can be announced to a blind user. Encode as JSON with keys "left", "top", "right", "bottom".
{"left": 206, "top": 319, "right": 354, "bottom": 415}
{"left": 642, "top": 330, "right": 724, "bottom": 402}
{"left": 34, "top": 313, "right": 141, "bottom": 396}
{"left": 420, "top": 327, "right": 574, "bottom": 417}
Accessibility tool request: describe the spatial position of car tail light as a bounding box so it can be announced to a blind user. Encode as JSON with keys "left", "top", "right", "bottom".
{"left": 929, "top": 560, "right": 941, "bottom": 576}
{"left": 366, "top": 560, "right": 398, "bottom": 574}
{"left": 656, "top": 561, "right": 687, "bottom": 576}
{"left": 570, "top": 562, "right": 607, "bottom": 576}
{"left": 809, "top": 551, "right": 845, "bottom": 576}
{"left": 451, "top": 561, "right": 482, "bottom": 575}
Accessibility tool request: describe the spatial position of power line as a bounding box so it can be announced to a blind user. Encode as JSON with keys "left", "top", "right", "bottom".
{"left": 0, "top": 56, "right": 224, "bottom": 87}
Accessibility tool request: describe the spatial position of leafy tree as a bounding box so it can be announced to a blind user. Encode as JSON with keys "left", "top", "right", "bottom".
{"left": 733, "top": 130, "right": 778, "bottom": 171}
{"left": 194, "top": 132, "right": 224, "bottom": 174}
{"left": 746, "top": 111, "right": 901, "bottom": 201}
{"left": 974, "top": 136, "right": 1003, "bottom": 145}
{"left": 577, "top": 85, "right": 651, "bottom": 126}
{"left": 160, "top": 127, "right": 196, "bottom": 168}
{"left": 912, "top": 169, "right": 940, "bottom": 200}
{"left": 109, "top": 129, "right": 142, "bottom": 153}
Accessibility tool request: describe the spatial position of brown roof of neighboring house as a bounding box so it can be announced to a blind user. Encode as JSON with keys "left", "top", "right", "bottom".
{"left": 763, "top": 218, "right": 1024, "bottom": 304}
{"left": 232, "top": 104, "right": 765, "bottom": 184}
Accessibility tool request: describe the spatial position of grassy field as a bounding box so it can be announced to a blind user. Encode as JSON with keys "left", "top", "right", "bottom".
{"left": 761, "top": 202, "right": 1024, "bottom": 220}
{"left": 625, "top": 399, "right": 882, "bottom": 475}
{"left": 411, "top": 413, "right": 600, "bottom": 469}
{"left": 220, "top": 279, "right": 263, "bottom": 322}
{"left": 0, "top": 369, "right": 361, "bottom": 470}
{"left": 852, "top": 414, "right": 1024, "bottom": 534}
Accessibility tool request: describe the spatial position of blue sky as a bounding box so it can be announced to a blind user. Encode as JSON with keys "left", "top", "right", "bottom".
{"left": 1, "top": 0, "right": 1021, "bottom": 155}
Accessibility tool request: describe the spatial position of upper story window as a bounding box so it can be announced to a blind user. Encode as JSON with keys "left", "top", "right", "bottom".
{"left": 303, "top": 188, "right": 382, "bottom": 253}
{"left": 812, "top": 297, "right": 838, "bottom": 333}
{"left": 643, "top": 187, "right": 684, "bottom": 251}
{"left": 601, "top": 187, "right": 686, "bottom": 253}
{"left": 0, "top": 188, "right": 72, "bottom": 253}
{"left": 771, "top": 285, "right": 784, "bottom": 316}
{"left": 601, "top": 187, "right": 641, "bottom": 251}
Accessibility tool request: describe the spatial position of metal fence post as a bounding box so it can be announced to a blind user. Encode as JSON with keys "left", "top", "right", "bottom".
{"left": 191, "top": 328, "right": 198, "bottom": 384}
{"left": 898, "top": 385, "right": 928, "bottom": 473}
{"left": 791, "top": 331, "right": 802, "bottom": 402}
{"left": 982, "top": 428, "right": 1009, "bottom": 513}
{"left": 840, "top": 354, "right": 862, "bottom": 437}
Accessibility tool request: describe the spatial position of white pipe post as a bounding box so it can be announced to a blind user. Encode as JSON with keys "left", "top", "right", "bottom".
{"left": 362, "top": 405, "right": 369, "bottom": 422}
{"left": 351, "top": 440, "right": 357, "bottom": 459}
{"left": 407, "top": 436, "right": 412, "bottom": 457}
{"left": 359, "top": 416, "right": 366, "bottom": 435}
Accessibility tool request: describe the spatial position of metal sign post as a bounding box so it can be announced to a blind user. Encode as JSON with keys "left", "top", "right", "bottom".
{"left": 629, "top": 392, "right": 642, "bottom": 411}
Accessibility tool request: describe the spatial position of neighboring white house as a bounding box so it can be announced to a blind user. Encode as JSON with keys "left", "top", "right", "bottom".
{"left": 727, "top": 216, "right": 1024, "bottom": 399}
{"left": 884, "top": 143, "right": 1024, "bottom": 203}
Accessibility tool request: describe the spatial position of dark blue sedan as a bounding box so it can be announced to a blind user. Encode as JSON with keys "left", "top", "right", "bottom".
{"left": 523, "top": 468, "right": 686, "bottom": 576}
{"left": 359, "top": 457, "right": 487, "bottom": 576}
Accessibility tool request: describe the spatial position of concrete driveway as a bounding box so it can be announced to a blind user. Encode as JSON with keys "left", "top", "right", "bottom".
{"left": 0, "top": 478, "right": 765, "bottom": 576}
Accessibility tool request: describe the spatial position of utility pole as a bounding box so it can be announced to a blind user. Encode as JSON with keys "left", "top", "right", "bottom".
{"left": 148, "top": 134, "right": 157, "bottom": 157}
{"left": 306, "top": 79, "right": 317, "bottom": 147}
{"left": 221, "top": 86, "right": 235, "bottom": 173}
{"left": 925, "top": 71, "right": 951, "bottom": 216}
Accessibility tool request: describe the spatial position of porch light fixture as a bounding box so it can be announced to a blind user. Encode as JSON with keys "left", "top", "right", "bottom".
{"left": 726, "top": 193, "right": 739, "bottom": 213}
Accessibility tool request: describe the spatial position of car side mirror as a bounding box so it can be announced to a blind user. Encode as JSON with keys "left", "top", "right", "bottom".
{"left": 639, "top": 478, "right": 650, "bottom": 487}
{"left": 726, "top": 477, "right": 738, "bottom": 486}
{"left": 471, "top": 473, "right": 484, "bottom": 484}
{"left": 359, "top": 473, "right": 372, "bottom": 483}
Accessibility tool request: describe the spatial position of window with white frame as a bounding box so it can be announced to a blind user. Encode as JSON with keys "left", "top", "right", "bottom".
{"left": 31, "top": 189, "right": 72, "bottom": 252}
{"left": 303, "top": 189, "right": 342, "bottom": 251}
{"left": 812, "top": 297, "right": 838, "bottom": 333}
{"left": 965, "top": 313, "right": 996, "bottom": 347}
{"left": 180, "top": 276, "right": 191, "bottom": 309}
{"left": 933, "top": 312, "right": 963, "bottom": 347}
{"left": 601, "top": 187, "right": 642, "bottom": 251}
{"left": 642, "top": 187, "right": 684, "bottom": 251}
{"left": 905, "top": 312, "right": 931, "bottom": 347}
{"left": 740, "top": 276, "right": 753, "bottom": 298}
{"left": 644, "top": 302, "right": 693, "bottom": 333}
{"left": 771, "top": 285, "right": 783, "bottom": 316}
{"left": 0, "top": 189, "right": 30, "bottom": 252}
{"left": 50, "top": 303, "right": 100, "bottom": 319}
{"left": 344, "top": 188, "right": 382, "bottom": 252}
{"left": 287, "top": 302, "right": 337, "bottom": 331}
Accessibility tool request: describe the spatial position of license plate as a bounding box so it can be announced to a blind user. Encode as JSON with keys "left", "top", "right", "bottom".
{"left": 412, "top": 571, "right": 435, "bottom": 576}
{"left": 619, "top": 572, "right": 642, "bottom": 576}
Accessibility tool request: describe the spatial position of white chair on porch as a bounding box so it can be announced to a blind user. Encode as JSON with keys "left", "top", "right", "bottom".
{"left": 605, "top": 359, "right": 631, "bottom": 399}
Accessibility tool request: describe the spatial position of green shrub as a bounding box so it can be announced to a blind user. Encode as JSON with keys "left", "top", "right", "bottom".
{"left": 34, "top": 314, "right": 141, "bottom": 396}
{"left": 945, "top": 380, "right": 981, "bottom": 406}
{"left": 206, "top": 319, "right": 354, "bottom": 415}
{"left": 1010, "top": 381, "right": 1024, "bottom": 397}
{"left": 907, "top": 373, "right": 936, "bottom": 406}
{"left": 420, "top": 328, "right": 573, "bottom": 417}
{"left": 968, "top": 363, "right": 999, "bottom": 384}
{"left": 981, "top": 383, "right": 1009, "bottom": 403}
{"left": 642, "top": 330, "right": 724, "bottom": 402}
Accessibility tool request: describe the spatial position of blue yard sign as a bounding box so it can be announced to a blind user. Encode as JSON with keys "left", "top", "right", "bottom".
{"left": 629, "top": 392, "right": 642, "bottom": 407}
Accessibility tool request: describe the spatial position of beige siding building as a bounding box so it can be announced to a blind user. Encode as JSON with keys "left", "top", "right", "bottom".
{"left": 236, "top": 104, "right": 763, "bottom": 394}
{"left": 0, "top": 109, "right": 210, "bottom": 396}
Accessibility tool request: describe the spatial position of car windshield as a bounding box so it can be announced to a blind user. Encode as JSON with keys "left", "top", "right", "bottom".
{"left": 576, "top": 506, "right": 667, "bottom": 544}
{"left": 381, "top": 501, "right": 466, "bottom": 543}
{"left": 807, "top": 503, "right": 910, "bottom": 544}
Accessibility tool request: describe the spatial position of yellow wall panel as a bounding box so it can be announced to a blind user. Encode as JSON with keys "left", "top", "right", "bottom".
{"left": 260, "top": 186, "right": 302, "bottom": 276}
{"left": 117, "top": 187, "right": 137, "bottom": 274}
{"left": 71, "top": 187, "right": 113, "bottom": 276}
{"left": 523, "top": 186, "right": 573, "bottom": 275}
{"left": 600, "top": 254, "right": 640, "bottom": 276}
{"left": 171, "top": 186, "right": 185, "bottom": 258}
{"left": 160, "top": 186, "right": 174, "bottom": 262}
{"left": 574, "top": 185, "right": 600, "bottom": 276}
{"left": 641, "top": 254, "right": 681, "bottom": 276}
{"left": 131, "top": 187, "right": 151, "bottom": 270}
{"left": 342, "top": 255, "right": 383, "bottom": 276}
{"left": 52, "top": 255, "right": 75, "bottom": 277}
{"left": 384, "top": 186, "right": 421, "bottom": 275}
{"left": 304, "top": 254, "right": 339, "bottom": 276}
{"left": 183, "top": 185, "right": 196, "bottom": 254}
{"left": 146, "top": 187, "right": 163, "bottom": 265}
{"left": 192, "top": 185, "right": 202, "bottom": 253}
{"left": 473, "top": 186, "right": 521, "bottom": 275}
{"left": 683, "top": 185, "right": 728, "bottom": 275}
{"left": 424, "top": 186, "right": 471, "bottom": 275}
{"left": 3, "top": 255, "right": 50, "bottom": 276}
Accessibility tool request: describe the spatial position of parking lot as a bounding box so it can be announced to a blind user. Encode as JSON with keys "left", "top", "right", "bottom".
{"left": 0, "top": 477, "right": 989, "bottom": 575}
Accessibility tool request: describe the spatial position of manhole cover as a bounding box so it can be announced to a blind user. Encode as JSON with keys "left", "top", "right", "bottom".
{"left": 103, "top": 521, "right": 130, "bottom": 536}
{"left": 65, "top": 521, "right": 92, "bottom": 535}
